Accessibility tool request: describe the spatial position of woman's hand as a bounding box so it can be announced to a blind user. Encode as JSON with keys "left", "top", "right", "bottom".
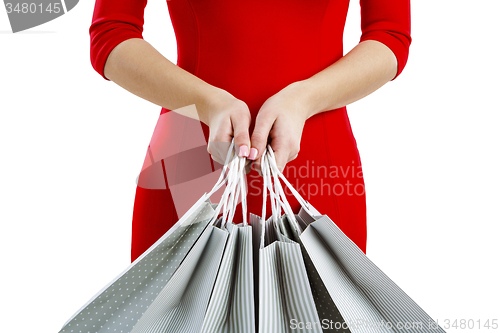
{"left": 199, "top": 89, "right": 253, "bottom": 167}
{"left": 250, "top": 81, "right": 313, "bottom": 173}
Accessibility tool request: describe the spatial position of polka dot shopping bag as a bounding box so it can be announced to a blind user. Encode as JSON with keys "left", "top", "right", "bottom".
{"left": 59, "top": 140, "right": 256, "bottom": 333}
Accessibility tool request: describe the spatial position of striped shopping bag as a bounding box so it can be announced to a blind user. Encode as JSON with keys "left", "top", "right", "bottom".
{"left": 256, "top": 151, "right": 323, "bottom": 333}
{"left": 261, "top": 145, "right": 447, "bottom": 333}
{"left": 198, "top": 149, "right": 255, "bottom": 333}
{"left": 199, "top": 221, "right": 255, "bottom": 333}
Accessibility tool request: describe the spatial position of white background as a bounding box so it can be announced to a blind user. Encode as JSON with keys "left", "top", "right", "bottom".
{"left": 1, "top": 0, "right": 499, "bottom": 332}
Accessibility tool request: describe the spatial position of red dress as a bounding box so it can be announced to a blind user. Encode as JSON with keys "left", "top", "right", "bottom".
{"left": 89, "top": 0, "right": 411, "bottom": 262}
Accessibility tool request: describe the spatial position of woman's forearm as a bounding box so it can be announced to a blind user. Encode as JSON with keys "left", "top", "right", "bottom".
{"left": 299, "top": 40, "right": 399, "bottom": 119}
{"left": 103, "top": 38, "right": 227, "bottom": 124}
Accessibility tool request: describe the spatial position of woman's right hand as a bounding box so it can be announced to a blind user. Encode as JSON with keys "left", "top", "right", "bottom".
{"left": 198, "top": 89, "right": 253, "bottom": 166}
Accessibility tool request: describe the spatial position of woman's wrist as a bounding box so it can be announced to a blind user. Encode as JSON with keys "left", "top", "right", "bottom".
{"left": 195, "top": 86, "right": 234, "bottom": 125}
{"left": 282, "top": 80, "right": 325, "bottom": 120}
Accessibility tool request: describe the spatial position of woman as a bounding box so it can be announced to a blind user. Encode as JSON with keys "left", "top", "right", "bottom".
{"left": 89, "top": 0, "right": 411, "bottom": 262}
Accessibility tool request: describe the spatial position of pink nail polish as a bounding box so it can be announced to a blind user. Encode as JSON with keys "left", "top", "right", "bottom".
{"left": 239, "top": 145, "right": 249, "bottom": 157}
{"left": 248, "top": 148, "right": 258, "bottom": 160}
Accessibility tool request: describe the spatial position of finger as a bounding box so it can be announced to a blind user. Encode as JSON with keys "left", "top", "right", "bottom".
{"left": 249, "top": 111, "right": 275, "bottom": 161}
{"left": 231, "top": 113, "right": 251, "bottom": 158}
{"left": 207, "top": 142, "right": 224, "bottom": 165}
{"left": 209, "top": 127, "right": 233, "bottom": 165}
{"left": 209, "top": 143, "right": 228, "bottom": 165}
{"left": 270, "top": 145, "right": 289, "bottom": 173}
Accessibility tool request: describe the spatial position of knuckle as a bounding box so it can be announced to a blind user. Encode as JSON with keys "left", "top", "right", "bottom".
{"left": 233, "top": 131, "right": 249, "bottom": 142}
{"left": 251, "top": 132, "right": 267, "bottom": 146}
{"left": 213, "top": 133, "right": 228, "bottom": 143}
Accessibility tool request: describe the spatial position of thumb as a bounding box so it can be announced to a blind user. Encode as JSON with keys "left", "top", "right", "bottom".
{"left": 271, "top": 146, "right": 288, "bottom": 173}
{"left": 231, "top": 113, "right": 251, "bottom": 157}
{"left": 250, "top": 112, "right": 275, "bottom": 161}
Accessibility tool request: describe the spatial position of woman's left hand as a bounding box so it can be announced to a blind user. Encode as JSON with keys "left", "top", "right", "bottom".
{"left": 249, "top": 80, "right": 314, "bottom": 174}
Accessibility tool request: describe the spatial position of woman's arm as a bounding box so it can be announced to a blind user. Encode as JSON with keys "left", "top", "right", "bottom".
{"left": 297, "top": 39, "right": 398, "bottom": 119}
{"left": 249, "top": 0, "right": 412, "bottom": 171}
{"left": 103, "top": 38, "right": 229, "bottom": 124}
{"left": 89, "top": 0, "right": 252, "bottom": 163}
{"left": 249, "top": 40, "right": 398, "bottom": 171}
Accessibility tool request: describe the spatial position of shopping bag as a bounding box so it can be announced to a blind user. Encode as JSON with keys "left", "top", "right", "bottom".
{"left": 262, "top": 146, "right": 447, "bottom": 333}
{"left": 131, "top": 152, "right": 254, "bottom": 333}
{"left": 58, "top": 197, "right": 214, "bottom": 333}
{"left": 199, "top": 156, "right": 255, "bottom": 333}
{"left": 58, "top": 140, "right": 243, "bottom": 333}
{"left": 256, "top": 151, "right": 323, "bottom": 333}
{"left": 128, "top": 221, "right": 228, "bottom": 333}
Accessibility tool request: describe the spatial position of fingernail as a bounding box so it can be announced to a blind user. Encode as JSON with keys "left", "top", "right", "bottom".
{"left": 248, "top": 148, "right": 258, "bottom": 160}
{"left": 239, "top": 145, "right": 249, "bottom": 157}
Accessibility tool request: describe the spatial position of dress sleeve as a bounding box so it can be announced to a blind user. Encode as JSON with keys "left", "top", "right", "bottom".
{"left": 359, "top": 0, "right": 412, "bottom": 80}
{"left": 89, "top": 0, "right": 148, "bottom": 80}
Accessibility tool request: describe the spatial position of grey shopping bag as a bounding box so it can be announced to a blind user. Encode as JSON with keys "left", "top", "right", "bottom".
{"left": 58, "top": 196, "right": 215, "bottom": 333}
{"left": 129, "top": 146, "right": 250, "bottom": 333}
{"left": 256, "top": 152, "right": 323, "bottom": 333}
{"left": 199, "top": 149, "right": 255, "bottom": 333}
{"left": 129, "top": 221, "right": 229, "bottom": 333}
{"left": 263, "top": 146, "right": 447, "bottom": 333}
{"left": 132, "top": 153, "right": 254, "bottom": 333}
{"left": 59, "top": 140, "right": 242, "bottom": 333}
{"left": 199, "top": 222, "right": 255, "bottom": 333}
{"left": 282, "top": 213, "right": 351, "bottom": 333}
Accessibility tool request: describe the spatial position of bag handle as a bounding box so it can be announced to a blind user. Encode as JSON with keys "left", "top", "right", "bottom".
{"left": 178, "top": 139, "right": 237, "bottom": 226}
{"left": 259, "top": 145, "right": 321, "bottom": 237}
{"left": 205, "top": 139, "right": 249, "bottom": 227}
{"left": 260, "top": 151, "right": 281, "bottom": 248}
{"left": 259, "top": 149, "right": 301, "bottom": 248}
{"left": 264, "top": 149, "right": 301, "bottom": 232}
{"left": 223, "top": 155, "right": 248, "bottom": 226}
{"left": 206, "top": 140, "right": 236, "bottom": 198}
{"left": 266, "top": 145, "right": 319, "bottom": 218}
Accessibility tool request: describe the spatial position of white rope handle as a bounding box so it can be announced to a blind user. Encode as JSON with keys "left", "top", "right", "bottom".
{"left": 206, "top": 140, "right": 236, "bottom": 198}
{"left": 210, "top": 153, "right": 240, "bottom": 226}
{"left": 260, "top": 149, "right": 293, "bottom": 247}
{"left": 221, "top": 156, "right": 240, "bottom": 226}
{"left": 266, "top": 145, "right": 318, "bottom": 217}
{"left": 201, "top": 138, "right": 249, "bottom": 227}
{"left": 264, "top": 153, "right": 288, "bottom": 241}
{"left": 263, "top": 149, "right": 301, "bottom": 233}
{"left": 225, "top": 155, "right": 248, "bottom": 226}
{"left": 206, "top": 139, "right": 242, "bottom": 226}
{"left": 258, "top": 144, "right": 321, "bottom": 236}
{"left": 178, "top": 139, "right": 237, "bottom": 226}
{"left": 239, "top": 156, "right": 248, "bottom": 225}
